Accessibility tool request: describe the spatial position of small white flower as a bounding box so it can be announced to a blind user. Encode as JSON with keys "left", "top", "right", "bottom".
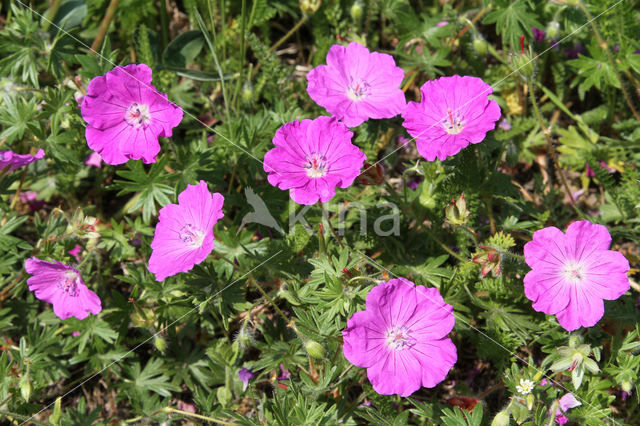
{"left": 515, "top": 378, "right": 535, "bottom": 395}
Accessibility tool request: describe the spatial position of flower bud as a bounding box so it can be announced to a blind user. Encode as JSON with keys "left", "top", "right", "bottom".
{"left": 49, "top": 397, "right": 62, "bottom": 426}
{"left": 622, "top": 380, "right": 633, "bottom": 393}
{"left": 350, "top": 1, "right": 363, "bottom": 21}
{"left": 356, "top": 162, "right": 384, "bottom": 185}
{"left": 445, "top": 193, "right": 470, "bottom": 226}
{"left": 299, "top": 0, "right": 321, "bottom": 15}
{"left": 154, "top": 336, "right": 166, "bottom": 352}
{"left": 241, "top": 82, "right": 253, "bottom": 104}
{"left": 511, "top": 53, "right": 535, "bottom": 79}
{"left": 20, "top": 374, "right": 32, "bottom": 402}
{"left": 546, "top": 21, "right": 560, "bottom": 40}
{"left": 472, "top": 35, "right": 488, "bottom": 56}
{"left": 526, "top": 393, "right": 535, "bottom": 410}
{"left": 305, "top": 340, "right": 326, "bottom": 359}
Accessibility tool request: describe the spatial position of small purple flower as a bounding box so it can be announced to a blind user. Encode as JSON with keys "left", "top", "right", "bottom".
{"left": 406, "top": 176, "right": 423, "bottom": 190}
{"left": 436, "top": 21, "right": 449, "bottom": 27}
{"left": 19, "top": 191, "right": 45, "bottom": 211}
{"left": 532, "top": 27, "right": 545, "bottom": 43}
{"left": 84, "top": 152, "right": 103, "bottom": 168}
{"left": 238, "top": 367, "right": 256, "bottom": 391}
{"left": 148, "top": 181, "right": 224, "bottom": 281}
{"left": 68, "top": 245, "right": 82, "bottom": 261}
{"left": 80, "top": 64, "right": 183, "bottom": 165}
{"left": 278, "top": 363, "right": 291, "bottom": 381}
{"left": 564, "top": 43, "right": 585, "bottom": 59}
{"left": 25, "top": 258, "right": 102, "bottom": 320}
{"left": 398, "top": 135, "right": 411, "bottom": 150}
{"left": 540, "top": 378, "right": 548, "bottom": 386}
{"left": 498, "top": 119, "right": 512, "bottom": 131}
{"left": 72, "top": 331, "right": 80, "bottom": 337}
{"left": 0, "top": 149, "right": 45, "bottom": 172}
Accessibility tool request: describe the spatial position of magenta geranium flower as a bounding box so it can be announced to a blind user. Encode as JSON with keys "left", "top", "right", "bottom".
{"left": 342, "top": 278, "right": 457, "bottom": 396}
{"left": 306, "top": 42, "right": 406, "bottom": 128}
{"left": 80, "top": 64, "right": 183, "bottom": 165}
{"left": 25, "top": 258, "right": 102, "bottom": 320}
{"left": 148, "top": 181, "right": 224, "bottom": 281}
{"left": 402, "top": 75, "right": 501, "bottom": 161}
{"left": 263, "top": 116, "right": 366, "bottom": 205}
{"left": 550, "top": 393, "right": 581, "bottom": 424}
{"left": 0, "top": 149, "right": 44, "bottom": 171}
{"left": 524, "top": 220, "right": 630, "bottom": 331}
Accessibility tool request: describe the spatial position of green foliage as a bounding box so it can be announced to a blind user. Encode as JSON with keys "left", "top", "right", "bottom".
{"left": 0, "top": 0, "right": 639, "bottom": 424}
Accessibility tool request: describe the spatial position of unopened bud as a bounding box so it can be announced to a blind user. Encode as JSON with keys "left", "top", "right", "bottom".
{"left": 305, "top": 340, "right": 326, "bottom": 359}
{"left": 241, "top": 82, "right": 253, "bottom": 104}
{"left": 512, "top": 53, "right": 535, "bottom": 79}
{"left": 472, "top": 35, "right": 488, "bottom": 56}
{"left": 20, "top": 374, "right": 32, "bottom": 402}
{"left": 445, "top": 193, "right": 470, "bottom": 226}
{"left": 299, "top": 0, "right": 321, "bottom": 15}
{"left": 622, "top": 381, "right": 633, "bottom": 393}
{"left": 154, "top": 336, "right": 166, "bottom": 352}
{"left": 350, "top": 1, "right": 363, "bottom": 21}
{"left": 546, "top": 21, "right": 560, "bottom": 40}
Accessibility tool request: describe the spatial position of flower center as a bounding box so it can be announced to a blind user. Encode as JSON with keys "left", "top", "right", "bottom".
{"left": 304, "top": 152, "right": 328, "bottom": 178}
{"left": 562, "top": 262, "right": 585, "bottom": 284}
{"left": 179, "top": 223, "right": 205, "bottom": 247}
{"left": 124, "top": 103, "right": 151, "bottom": 128}
{"left": 58, "top": 271, "right": 79, "bottom": 297}
{"left": 346, "top": 78, "right": 371, "bottom": 101}
{"left": 441, "top": 109, "right": 465, "bottom": 134}
{"left": 385, "top": 326, "right": 415, "bottom": 351}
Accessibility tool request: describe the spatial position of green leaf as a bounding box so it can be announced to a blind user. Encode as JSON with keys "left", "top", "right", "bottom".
{"left": 483, "top": 0, "right": 541, "bottom": 50}
{"left": 162, "top": 30, "right": 205, "bottom": 68}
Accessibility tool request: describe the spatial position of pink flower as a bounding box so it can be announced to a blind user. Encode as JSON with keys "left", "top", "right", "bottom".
{"left": 436, "top": 21, "right": 449, "bottom": 27}
{"left": 72, "top": 331, "right": 80, "bottom": 337}
{"left": 25, "top": 258, "right": 102, "bottom": 320}
{"left": 0, "top": 149, "right": 45, "bottom": 171}
{"left": 80, "top": 64, "right": 183, "bottom": 165}
{"left": 68, "top": 245, "right": 82, "bottom": 261}
{"left": 306, "top": 42, "right": 406, "bottom": 128}
{"left": 402, "top": 75, "right": 501, "bottom": 161}
{"left": 524, "top": 220, "right": 630, "bottom": 331}
{"left": 85, "top": 152, "right": 103, "bottom": 168}
{"left": 550, "top": 393, "right": 581, "bottom": 424}
{"left": 19, "top": 191, "right": 45, "bottom": 211}
{"left": 148, "top": 181, "right": 224, "bottom": 281}
{"left": 263, "top": 116, "right": 366, "bottom": 205}
{"left": 342, "top": 278, "right": 457, "bottom": 396}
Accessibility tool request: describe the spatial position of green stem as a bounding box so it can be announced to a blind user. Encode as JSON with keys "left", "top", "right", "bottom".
{"left": 577, "top": 1, "right": 640, "bottom": 122}
{"left": 529, "top": 81, "right": 584, "bottom": 218}
{"left": 42, "top": 0, "right": 62, "bottom": 31}
{"left": 232, "top": 0, "right": 247, "bottom": 107}
{"left": 269, "top": 14, "right": 308, "bottom": 53}
{"left": 162, "top": 407, "right": 235, "bottom": 424}
{"left": 90, "top": 0, "right": 119, "bottom": 52}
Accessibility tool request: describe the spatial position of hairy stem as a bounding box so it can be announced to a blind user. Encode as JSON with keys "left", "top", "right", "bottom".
{"left": 90, "top": 0, "right": 119, "bottom": 52}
